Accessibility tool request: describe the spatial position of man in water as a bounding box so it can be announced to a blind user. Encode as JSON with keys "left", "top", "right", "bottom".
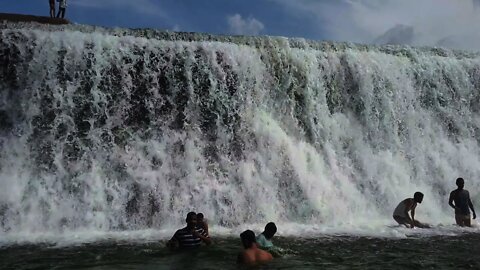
{"left": 393, "top": 192, "right": 429, "bottom": 228}
{"left": 167, "top": 212, "right": 211, "bottom": 249}
{"left": 196, "top": 213, "right": 209, "bottom": 237}
{"left": 449, "top": 177, "right": 476, "bottom": 227}
{"left": 49, "top": 0, "right": 55, "bottom": 18}
{"left": 237, "top": 230, "right": 273, "bottom": 264}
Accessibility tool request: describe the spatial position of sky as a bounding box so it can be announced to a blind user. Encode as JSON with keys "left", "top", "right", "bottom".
{"left": 2, "top": 0, "right": 480, "bottom": 50}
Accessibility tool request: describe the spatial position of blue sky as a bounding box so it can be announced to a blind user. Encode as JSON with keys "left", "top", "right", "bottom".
{"left": 1, "top": 0, "right": 331, "bottom": 40}
{"left": 2, "top": 0, "right": 480, "bottom": 50}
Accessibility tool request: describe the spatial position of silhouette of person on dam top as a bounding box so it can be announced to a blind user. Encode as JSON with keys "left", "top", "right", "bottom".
{"left": 56, "top": 0, "right": 67, "bottom": 19}
{"left": 49, "top": 0, "right": 55, "bottom": 18}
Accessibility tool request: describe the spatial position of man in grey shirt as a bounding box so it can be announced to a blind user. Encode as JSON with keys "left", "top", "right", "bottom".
{"left": 449, "top": 178, "right": 477, "bottom": 227}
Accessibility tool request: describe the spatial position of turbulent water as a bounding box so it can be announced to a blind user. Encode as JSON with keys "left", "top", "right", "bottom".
{"left": 2, "top": 234, "right": 480, "bottom": 270}
{"left": 1, "top": 21, "right": 480, "bottom": 245}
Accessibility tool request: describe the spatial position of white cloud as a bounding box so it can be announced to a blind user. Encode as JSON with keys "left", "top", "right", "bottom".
{"left": 71, "top": 0, "right": 165, "bottom": 17}
{"left": 271, "top": 0, "right": 480, "bottom": 51}
{"left": 227, "top": 14, "right": 265, "bottom": 35}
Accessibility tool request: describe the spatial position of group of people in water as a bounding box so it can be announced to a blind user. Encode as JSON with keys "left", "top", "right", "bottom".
{"left": 49, "top": 0, "right": 67, "bottom": 19}
{"left": 167, "top": 178, "right": 476, "bottom": 265}
{"left": 393, "top": 177, "right": 476, "bottom": 228}
{"left": 166, "top": 212, "right": 279, "bottom": 264}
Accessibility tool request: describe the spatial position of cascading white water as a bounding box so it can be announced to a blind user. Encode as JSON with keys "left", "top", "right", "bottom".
{"left": 1, "top": 22, "right": 480, "bottom": 244}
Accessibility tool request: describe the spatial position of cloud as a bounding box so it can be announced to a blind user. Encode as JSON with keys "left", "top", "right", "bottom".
{"left": 227, "top": 14, "right": 265, "bottom": 35}
{"left": 71, "top": 0, "right": 165, "bottom": 17}
{"left": 271, "top": 0, "right": 480, "bottom": 51}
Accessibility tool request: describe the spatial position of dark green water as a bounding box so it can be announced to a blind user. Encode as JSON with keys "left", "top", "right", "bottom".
{"left": 2, "top": 234, "right": 480, "bottom": 270}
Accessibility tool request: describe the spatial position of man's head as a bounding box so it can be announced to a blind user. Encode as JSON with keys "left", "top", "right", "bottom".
{"left": 240, "top": 230, "right": 256, "bottom": 249}
{"left": 456, "top": 177, "right": 465, "bottom": 189}
{"left": 263, "top": 222, "right": 277, "bottom": 239}
{"left": 197, "top": 213, "right": 204, "bottom": 223}
{"left": 413, "top": 192, "right": 424, "bottom": 203}
{"left": 186, "top": 212, "right": 197, "bottom": 228}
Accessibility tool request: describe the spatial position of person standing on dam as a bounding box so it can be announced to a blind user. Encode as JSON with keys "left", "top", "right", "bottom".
{"left": 49, "top": 0, "right": 56, "bottom": 18}
{"left": 56, "top": 0, "right": 67, "bottom": 19}
{"left": 449, "top": 177, "right": 476, "bottom": 227}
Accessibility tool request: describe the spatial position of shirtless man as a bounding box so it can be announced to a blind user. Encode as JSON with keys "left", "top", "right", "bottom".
{"left": 449, "top": 178, "right": 476, "bottom": 227}
{"left": 237, "top": 230, "right": 273, "bottom": 264}
{"left": 393, "top": 192, "right": 429, "bottom": 228}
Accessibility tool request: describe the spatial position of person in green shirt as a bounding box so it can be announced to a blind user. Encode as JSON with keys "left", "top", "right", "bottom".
{"left": 256, "top": 222, "right": 276, "bottom": 249}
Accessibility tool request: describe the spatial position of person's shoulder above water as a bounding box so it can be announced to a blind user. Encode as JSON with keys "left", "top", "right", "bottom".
{"left": 256, "top": 232, "right": 273, "bottom": 248}
{"left": 239, "top": 246, "right": 273, "bottom": 264}
{"left": 238, "top": 230, "right": 273, "bottom": 264}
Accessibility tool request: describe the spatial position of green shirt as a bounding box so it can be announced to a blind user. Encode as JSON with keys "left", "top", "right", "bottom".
{"left": 256, "top": 233, "right": 273, "bottom": 248}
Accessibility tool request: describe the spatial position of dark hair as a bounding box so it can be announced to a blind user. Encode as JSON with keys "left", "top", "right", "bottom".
{"left": 186, "top": 212, "right": 197, "bottom": 221}
{"left": 197, "top": 213, "right": 204, "bottom": 219}
{"left": 414, "top": 192, "right": 424, "bottom": 201}
{"left": 240, "top": 230, "right": 256, "bottom": 248}
{"left": 263, "top": 222, "right": 277, "bottom": 239}
{"left": 456, "top": 177, "right": 464, "bottom": 186}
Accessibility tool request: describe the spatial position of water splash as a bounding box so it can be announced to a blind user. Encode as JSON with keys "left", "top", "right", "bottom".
{"left": 0, "top": 22, "right": 479, "bottom": 244}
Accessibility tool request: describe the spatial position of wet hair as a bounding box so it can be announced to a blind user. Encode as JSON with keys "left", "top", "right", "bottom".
{"left": 240, "top": 230, "right": 256, "bottom": 248}
{"left": 263, "top": 222, "right": 277, "bottom": 239}
{"left": 186, "top": 212, "right": 197, "bottom": 222}
{"left": 197, "top": 213, "right": 204, "bottom": 219}
{"left": 456, "top": 177, "right": 465, "bottom": 186}
{"left": 413, "top": 192, "right": 424, "bottom": 202}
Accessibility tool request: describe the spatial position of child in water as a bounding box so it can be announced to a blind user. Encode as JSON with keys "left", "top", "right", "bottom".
{"left": 256, "top": 222, "right": 283, "bottom": 256}
{"left": 197, "top": 213, "right": 209, "bottom": 237}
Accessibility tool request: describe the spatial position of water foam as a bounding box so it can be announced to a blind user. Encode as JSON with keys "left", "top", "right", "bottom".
{"left": 1, "top": 22, "right": 480, "bottom": 246}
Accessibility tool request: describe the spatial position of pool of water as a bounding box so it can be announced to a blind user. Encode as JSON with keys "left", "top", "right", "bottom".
{"left": 2, "top": 232, "right": 480, "bottom": 270}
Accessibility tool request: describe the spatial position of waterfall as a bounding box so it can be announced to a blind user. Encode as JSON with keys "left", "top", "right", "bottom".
{"left": 1, "top": 22, "right": 480, "bottom": 241}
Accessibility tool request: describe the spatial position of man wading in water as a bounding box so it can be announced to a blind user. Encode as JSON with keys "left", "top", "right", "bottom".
{"left": 449, "top": 177, "right": 477, "bottom": 227}
{"left": 393, "top": 192, "right": 429, "bottom": 228}
{"left": 167, "top": 212, "right": 211, "bottom": 249}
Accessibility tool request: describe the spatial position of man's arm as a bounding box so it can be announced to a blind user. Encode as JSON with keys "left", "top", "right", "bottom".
{"left": 193, "top": 230, "right": 212, "bottom": 245}
{"left": 204, "top": 222, "right": 209, "bottom": 236}
{"left": 403, "top": 200, "right": 414, "bottom": 227}
{"left": 410, "top": 205, "right": 416, "bottom": 228}
{"left": 468, "top": 192, "right": 476, "bottom": 219}
{"left": 449, "top": 191, "right": 456, "bottom": 210}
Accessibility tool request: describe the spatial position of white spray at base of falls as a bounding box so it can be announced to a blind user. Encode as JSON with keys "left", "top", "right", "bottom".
{"left": 0, "top": 23, "right": 480, "bottom": 244}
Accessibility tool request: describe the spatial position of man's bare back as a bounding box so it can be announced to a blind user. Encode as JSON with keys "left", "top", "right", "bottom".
{"left": 238, "top": 230, "right": 273, "bottom": 264}
{"left": 238, "top": 245, "right": 273, "bottom": 264}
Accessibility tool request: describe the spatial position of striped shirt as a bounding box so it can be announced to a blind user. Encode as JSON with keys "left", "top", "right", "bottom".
{"left": 172, "top": 226, "right": 206, "bottom": 248}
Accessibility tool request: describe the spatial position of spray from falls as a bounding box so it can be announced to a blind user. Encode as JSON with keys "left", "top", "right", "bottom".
{"left": 1, "top": 22, "right": 480, "bottom": 241}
